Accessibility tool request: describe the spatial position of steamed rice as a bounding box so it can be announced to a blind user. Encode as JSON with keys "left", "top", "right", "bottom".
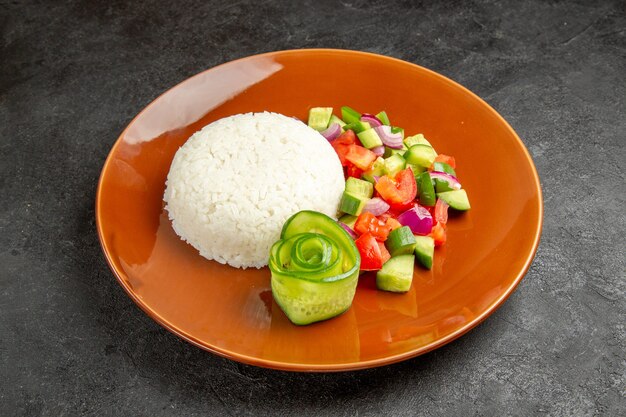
{"left": 163, "top": 112, "right": 345, "bottom": 269}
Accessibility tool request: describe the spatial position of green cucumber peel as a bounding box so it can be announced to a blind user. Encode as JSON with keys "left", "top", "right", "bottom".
{"left": 269, "top": 211, "right": 361, "bottom": 325}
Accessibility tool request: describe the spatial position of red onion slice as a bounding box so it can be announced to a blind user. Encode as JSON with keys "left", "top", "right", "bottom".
{"left": 321, "top": 123, "right": 342, "bottom": 141}
{"left": 360, "top": 113, "right": 383, "bottom": 127}
{"left": 337, "top": 221, "right": 358, "bottom": 239}
{"left": 363, "top": 197, "right": 390, "bottom": 216}
{"left": 374, "top": 125, "right": 403, "bottom": 149}
{"left": 429, "top": 172, "right": 462, "bottom": 190}
{"left": 371, "top": 145, "right": 385, "bottom": 157}
{"left": 397, "top": 206, "right": 433, "bottom": 235}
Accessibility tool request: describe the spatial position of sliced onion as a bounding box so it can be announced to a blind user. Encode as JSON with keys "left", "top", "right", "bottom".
{"left": 321, "top": 123, "right": 342, "bottom": 141}
{"left": 429, "top": 171, "right": 462, "bottom": 190}
{"left": 360, "top": 113, "right": 383, "bottom": 127}
{"left": 373, "top": 175, "right": 381, "bottom": 183}
{"left": 337, "top": 221, "right": 358, "bottom": 239}
{"left": 371, "top": 145, "right": 385, "bottom": 157}
{"left": 374, "top": 125, "right": 403, "bottom": 149}
{"left": 397, "top": 206, "right": 433, "bottom": 235}
{"left": 363, "top": 197, "right": 390, "bottom": 216}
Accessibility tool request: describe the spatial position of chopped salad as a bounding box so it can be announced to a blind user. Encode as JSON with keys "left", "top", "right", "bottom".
{"left": 309, "top": 106, "right": 471, "bottom": 292}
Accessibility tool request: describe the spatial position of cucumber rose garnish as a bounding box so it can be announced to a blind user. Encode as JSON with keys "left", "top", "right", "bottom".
{"left": 269, "top": 211, "right": 360, "bottom": 325}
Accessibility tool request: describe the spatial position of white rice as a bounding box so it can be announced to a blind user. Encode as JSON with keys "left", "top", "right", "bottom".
{"left": 163, "top": 112, "right": 345, "bottom": 269}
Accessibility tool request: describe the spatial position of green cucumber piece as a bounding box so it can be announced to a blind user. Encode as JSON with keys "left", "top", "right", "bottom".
{"left": 414, "top": 236, "right": 435, "bottom": 269}
{"left": 345, "top": 177, "right": 374, "bottom": 198}
{"left": 329, "top": 114, "right": 346, "bottom": 129}
{"left": 375, "top": 111, "right": 390, "bottom": 125}
{"left": 340, "top": 192, "right": 368, "bottom": 216}
{"left": 417, "top": 171, "right": 436, "bottom": 207}
{"left": 357, "top": 128, "right": 383, "bottom": 149}
{"left": 308, "top": 107, "right": 333, "bottom": 131}
{"left": 376, "top": 254, "right": 415, "bottom": 293}
{"left": 391, "top": 126, "right": 404, "bottom": 139}
{"left": 406, "top": 163, "right": 426, "bottom": 177}
{"left": 338, "top": 214, "right": 358, "bottom": 229}
{"left": 386, "top": 226, "right": 417, "bottom": 256}
{"left": 344, "top": 120, "right": 371, "bottom": 134}
{"left": 383, "top": 143, "right": 408, "bottom": 158}
{"left": 362, "top": 157, "right": 386, "bottom": 183}
{"left": 433, "top": 178, "right": 456, "bottom": 193}
{"left": 271, "top": 210, "right": 360, "bottom": 325}
{"left": 404, "top": 144, "right": 438, "bottom": 169}
{"left": 341, "top": 106, "right": 361, "bottom": 124}
{"left": 404, "top": 133, "right": 431, "bottom": 148}
{"left": 384, "top": 153, "right": 406, "bottom": 177}
{"left": 432, "top": 161, "right": 456, "bottom": 176}
{"left": 437, "top": 189, "right": 471, "bottom": 211}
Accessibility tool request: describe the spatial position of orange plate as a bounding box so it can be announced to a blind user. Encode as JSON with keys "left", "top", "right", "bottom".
{"left": 96, "top": 49, "right": 542, "bottom": 372}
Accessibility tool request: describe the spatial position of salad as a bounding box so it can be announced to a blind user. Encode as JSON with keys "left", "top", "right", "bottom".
{"left": 268, "top": 106, "right": 470, "bottom": 325}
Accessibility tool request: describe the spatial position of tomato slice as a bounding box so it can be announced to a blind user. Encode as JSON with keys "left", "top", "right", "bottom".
{"left": 385, "top": 217, "right": 402, "bottom": 231}
{"left": 335, "top": 129, "right": 356, "bottom": 146}
{"left": 375, "top": 168, "right": 417, "bottom": 210}
{"left": 354, "top": 212, "right": 391, "bottom": 241}
{"left": 346, "top": 164, "right": 363, "bottom": 179}
{"left": 355, "top": 233, "right": 384, "bottom": 270}
{"left": 429, "top": 223, "right": 447, "bottom": 247}
{"left": 434, "top": 198, "right": 449, "bottom": 225}
{"left": 332, "top": 143, "right": 351, "bottom": 166}
{"left": 345, "top": 145, "right": 377, "bottom": 171}
{"left": 433, "top": 154, "right": 456, "bottom": 169}
{"left": 378, "top": 241, "right": 391, "bottom": 265}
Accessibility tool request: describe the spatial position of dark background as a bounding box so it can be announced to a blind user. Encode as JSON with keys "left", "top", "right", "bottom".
{"left": 1, "top": 0, "right": 625, "bottom": 415}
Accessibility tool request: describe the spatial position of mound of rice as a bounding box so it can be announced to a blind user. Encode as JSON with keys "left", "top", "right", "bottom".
{"left": 163, "top": 112, "right": 345, "bottom": 269}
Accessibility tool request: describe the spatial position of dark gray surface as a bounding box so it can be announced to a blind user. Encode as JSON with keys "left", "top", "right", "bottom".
{"left": 1, "top": 0, "right": 625, "bottom": 415}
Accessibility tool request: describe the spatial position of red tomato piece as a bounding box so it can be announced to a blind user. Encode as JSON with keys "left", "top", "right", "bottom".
{"left": 429, "top": 223, "right": 447, "bottom": 247}
{"left": 345, "top": 145, "right": 377, "bottom": 171}
{"left": 332, "top": 143, "right": 350, "bottom": 166}
{"left": 346, "top": 164, "right": 363, "bottom": 179}
{"left": 434, "top": 198, "right": 449, "bottom": 225}
{"left": 335, "top": 129, "right": 356, "bottom": 146}
{"left": 385, "top": 217, "right": 402, "bottom": 231}
{"left": 355, "top": 233, "right": 384, "bottom": 271}
{"left": 433, "top": 154, "right": 456, "bottom": 169}
{"left": 374, "top": 168, "right": 417, "bottom": 210}
{"left": 354, "top": 212, "right": 391, "bottom": 241}
{"left": 378, "top": 241, "right": 391, "bottom": 265}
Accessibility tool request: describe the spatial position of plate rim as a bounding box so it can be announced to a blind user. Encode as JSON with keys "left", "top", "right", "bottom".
{"left": 95, "top": 48, "right": 544, "bottom": 372}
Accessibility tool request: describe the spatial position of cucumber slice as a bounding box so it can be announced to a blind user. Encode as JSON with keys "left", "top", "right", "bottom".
{"left": 329, "top": 114, "right": 346, "bottom": 129}
{"left": 338, "top": 214, "right": 358, "bottom": 229}
{"left": 414, "top": 236, "right": 435, "bottom": 269}
{"left": 404, "top": 133, "right": 432, "bottom": 148}
{"left": 344, "top": 120, "right": 371, "bottom": 134}
{"left": 434, "top": 178, "right": 455, "bottom": 193}
{"left": 357, "top": 128, "right": 383, "bottom": 149}
{"left": 391, "top": 126, "right": 404, "bottom": 139}
{"left": 437, "top": 189, "right": 471, "bottom": 211}
{"left": 308, "top": 107, "right": 333, "bottom": 131}
{"left": 383, "top": 144, "right": 407, "bottom": 158}
{"left": 362, "top": 157, "right": 386, "bottom": 183}
{"left": 404, "top": 144, "right": 438, "bottom": 169}
{"left": 340, "top": 192, "right": 368, "bottom": 216}
{"left": 432, "top": 161, "right": 456, "bottom": 176}
{"left": 345, "top": 177, "right": 374, "bottom": 199}
{"left": 341, "top": 106, "right": 361, "bottom": 124}
{"left": 384, "top": 153, "right": 406, "bottom": 177}
{"left": 375, "top": 111, "right": 390, "bottom": 125}
{"left": 386, "top": 226, "right": 417, "bottom": 256}
{"left": 271, "top": 211, "right": 360, "bottom": 325}
{"left": 406, "top": 163, "right": 426, "bottom": 176}
{"left": 376, "top": 254, "right": 415, "bottom": 293}
{"left": 417, "top": 171, "right": 436, "bottom": 207}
